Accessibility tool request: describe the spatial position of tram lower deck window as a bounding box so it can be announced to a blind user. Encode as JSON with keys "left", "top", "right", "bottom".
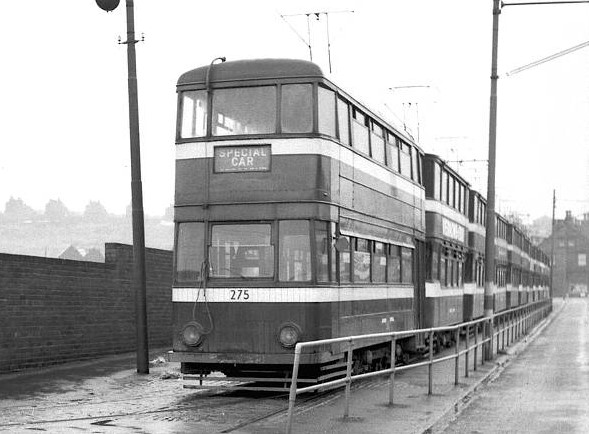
{"left": 210, "top": 224, "right": 274, "bottom": 278}
{"left": 279, "top": 220, "right": 312, "bottom": 282}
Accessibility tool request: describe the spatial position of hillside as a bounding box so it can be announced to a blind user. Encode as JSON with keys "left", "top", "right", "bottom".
{"left": 0, "top": 215, "right": 173, "bottom": 259}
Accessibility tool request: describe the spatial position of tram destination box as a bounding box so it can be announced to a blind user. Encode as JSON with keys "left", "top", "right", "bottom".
{"left": 214, "top": 145, "right": 271, "bottom": 173}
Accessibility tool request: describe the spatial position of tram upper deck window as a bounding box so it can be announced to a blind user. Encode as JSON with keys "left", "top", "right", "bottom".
{"left": 180, "top": 90, "right": 207, "bottom": 138}
{"left": 441, "top": 170, "right": 448, "bottom": 203}
{"left": 337, "top": 98, "right": 350, "bottom": 145}
{"left": 433, "top": 163, "right": 441, "bottom": 200}
{"left": 210, "top": 224, "right": 274, "bottom": 278}
{"left": 399, "top": 142, "right": 411, "bottom": 178}
{"left": 318, "top": 87, "right": 336, "bottom": 137}
{"left": 411, "top": 150, "right": 419, "bottom": 183}
{"left": 175, "top": 222, "right": 205, "bottom": 283}
{"left": 282, "top": 84, "right": 312, "bottom": 133}
{"left": 370, "top": 123, "right": 385, "bottom": 164}
{"left": 386, "top": 133, "right": 400, "bottom": 172}
{"left": 352, "top": 109, "right": 370, "bottom": 155}
{"left": 212, "top": 86, "right": 276, "bottom": 136}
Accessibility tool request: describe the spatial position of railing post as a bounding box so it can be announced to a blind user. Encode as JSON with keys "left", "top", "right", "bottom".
{"left": 343, "top": 340, "right": 353, "bottom": 419}
{"left": 482, "top": 321, "right": 486, "bottom": 364}
{"left": 286, "top": 345, "right": 302, "bottom": 434}
{"left": 454, "top": 328, "right": 460, "bottom": 385}
{"left": 465, "top": 324, "right": 470, "bottom": 377}
{"left": 496, "top": 317, "right": 500, "bottom": 354}
{"left": 474, "top": 323, "right": 478, "bottom": 371}
{"left": 502, "top": 315, "right": 506, "bottom": 349}
{"left": 486, "top": 314, "right": 494, "bottom": 361}
{"left": 428, "top": 330, "right": 434, "bottom": 395}
{"left": 389, "top": 335, "right": 396, "bottom": 406}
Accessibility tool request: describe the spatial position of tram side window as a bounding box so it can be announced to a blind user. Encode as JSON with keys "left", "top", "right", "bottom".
{"left": 282, "top": 84, "right": 313, "bottom": 133}
{"left": 210, "top": 224, "right": 274, "bottom": 278}
{"left": 212, "top": 86, "right": 276, "bottom": 136}
{"left": 448, "top": 176, "right": 455, "bottom": 208}
{"left": 318, "top": 87, "right": 336, "bottom": 137}
{"left": 386, "top": 133, "right": 400, "bottom": 172}
{"left": 354, "top": 238, "right": 371, "bottom": 283}
{"left": 411, "top": 146, "right": 419, "bottom": 182}
{"left": 433, "top": 163, "right": 441, "bottom": 200}
{"left": 401, "top": 247, "right": 413, "bottom": 284}
{"left": 352, "top": 109, "right": 370, "bottom": 155}
{"left": 180, "top": 90, "right": 207, "bottom": 138}
{"left": 441, "top": 170, "right": 448, "bottom": 204}
{"left": 440, "top": 255, "right": 447, "bottom": 287}
{"left": 429, "top": 243, "right": 439, "bottom": 281}
{"left": 370, "top": 123, "right": 386, "bottom": 164}
{"left": 279, "top": 220, "right": 312, "bottom": 282}
{"left": 372, "top": 242, "right": 386, "bottom": 283}
{"left": 338, "top": 236, "right": 351, "bottom": 283}
{"left": 315, "top": 221, "right": 334, "bottom": 283}
{"left": 337, "top": 98, "right": 350, "bottom": 145}
{"left": 399, "top": 142, "right": 411, "bottom": 178}
{"left": 454, "top": 180, "right": 460, "bottom": 211}
{"left": 387, "top": 245, "right": 401, "bottom": 283}
{"left": 175, "top": 222, "right": 205, "bottom": 283}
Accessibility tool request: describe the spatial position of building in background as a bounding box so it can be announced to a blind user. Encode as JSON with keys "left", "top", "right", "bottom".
{"left": 540, "top": 211, "right": 589, "bottom": 297}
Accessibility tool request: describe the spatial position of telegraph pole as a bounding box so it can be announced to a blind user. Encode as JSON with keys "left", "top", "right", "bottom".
{"left": 95, "top": 0, "right": 149, "bottom": 374}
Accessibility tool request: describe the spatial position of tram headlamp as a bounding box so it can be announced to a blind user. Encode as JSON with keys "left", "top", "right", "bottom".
{"left": 181, "top": 322, "right": 204, "bottom": 347}
{"left": 278, "top": 323, "right": 301, "bottom": 348}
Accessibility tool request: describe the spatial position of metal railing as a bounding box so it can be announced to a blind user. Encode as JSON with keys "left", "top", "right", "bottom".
{"left": 285, "top": 299, "right": 552, "bottom": 433}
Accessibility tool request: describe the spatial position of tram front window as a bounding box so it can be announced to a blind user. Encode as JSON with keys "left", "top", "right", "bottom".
{"left": 180, "top": 90, "right": 207, "bottom": 138}
{"left": 175, "top": 222, "right": 205, "bottom": 283}
{"left": 210, "top": 224, "right": 274, "bottom": 278}
{"left": 212, "top": 87, "right": 276, "bottom": 136}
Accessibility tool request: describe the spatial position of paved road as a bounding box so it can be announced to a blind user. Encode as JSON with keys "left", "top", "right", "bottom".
{"left": 443, "top": 298, "right": 589, "bottom": 433}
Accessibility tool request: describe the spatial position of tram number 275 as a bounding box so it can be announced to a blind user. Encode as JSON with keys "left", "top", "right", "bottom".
{"left": 230, "top": 289, "right": 250, "bottom": 300}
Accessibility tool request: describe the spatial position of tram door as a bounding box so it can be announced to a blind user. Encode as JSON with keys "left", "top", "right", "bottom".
{"left": 413, "top": 238, "right": 426, "bottom": 349}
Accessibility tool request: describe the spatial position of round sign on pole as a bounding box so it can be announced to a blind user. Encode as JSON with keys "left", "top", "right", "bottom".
{"left": 95, "top": 0, "right": 120, "bottom": 12}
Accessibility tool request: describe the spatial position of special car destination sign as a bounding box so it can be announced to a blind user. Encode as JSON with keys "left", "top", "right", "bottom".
{"left": 214, "top": 145, "right": 271, "bottom": 173}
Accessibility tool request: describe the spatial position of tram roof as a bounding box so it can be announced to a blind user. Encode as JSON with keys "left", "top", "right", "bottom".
{"left": 177, "top": 58, "right": 325, "bottom": 86}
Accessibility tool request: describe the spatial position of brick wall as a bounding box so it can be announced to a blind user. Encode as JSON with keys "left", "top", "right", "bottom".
{"left": 0, "top": 243, "right": 173, "bottom": 373}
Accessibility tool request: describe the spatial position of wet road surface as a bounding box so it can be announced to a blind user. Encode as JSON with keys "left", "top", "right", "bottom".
{"left": 442, "top": 298, "right": 589, "bottom": 433}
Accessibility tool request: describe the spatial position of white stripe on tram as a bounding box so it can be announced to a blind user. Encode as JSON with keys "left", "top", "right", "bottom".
{"left": 175, "top": 138, "right": 424, "bottom": 200}
{"left": 173, "top": 285, "right": 414, "bottom": 303}
{"left": 425, "top": 282, "right": 464, "bottom": 298}
{"left": 463, "top": 283, "right": 484, "bottom": 295}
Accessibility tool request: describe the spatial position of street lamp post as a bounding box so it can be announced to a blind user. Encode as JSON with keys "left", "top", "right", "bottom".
{"left": 95, "top": 0, "right": 149, "bottom": 374}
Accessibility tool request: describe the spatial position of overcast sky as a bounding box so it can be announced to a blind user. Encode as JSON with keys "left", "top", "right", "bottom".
{"left": 0, "top": 1, "right": 587, "bottom": 220}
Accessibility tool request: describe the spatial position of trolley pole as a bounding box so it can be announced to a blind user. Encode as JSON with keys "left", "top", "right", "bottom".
{"left": 483, "top": 0, "right": 501, "bottom": 360}
{"left": 550, "top": 189, "right": 556, "bottom": 301}
{"left": 95, "top": 0, "right": 149, "bottom": 374}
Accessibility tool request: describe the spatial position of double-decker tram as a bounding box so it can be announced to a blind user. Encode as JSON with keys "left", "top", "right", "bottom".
{"left": 168, "top": 58, "right": 426, "bottom": 387}
{"left": 465, "top": 189, "right": 486, "bottom": 321}
{"left": 494, "top": 215, "right": 509, "bottom": 312}
{"left": 507, "top": 223, "right": 524, "bottom": 310}
{"left": 422, "top": 154, "right": 470, "bottom": 347}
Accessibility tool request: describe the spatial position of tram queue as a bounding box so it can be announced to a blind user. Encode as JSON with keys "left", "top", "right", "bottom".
{"left": 168, "top": 58, "right": 550, "bottom": 385}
